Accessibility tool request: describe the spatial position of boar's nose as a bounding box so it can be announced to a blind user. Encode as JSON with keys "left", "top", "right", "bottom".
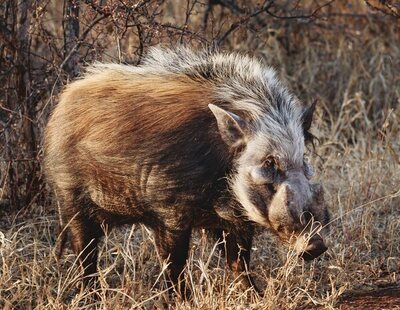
{"left": 301, "top": 238, "right": 327, "bottom": 261}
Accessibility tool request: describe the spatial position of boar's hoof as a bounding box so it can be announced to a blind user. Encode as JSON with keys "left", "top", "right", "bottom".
{"left": 301, "top": 239, "right": 328, "bottom": 261}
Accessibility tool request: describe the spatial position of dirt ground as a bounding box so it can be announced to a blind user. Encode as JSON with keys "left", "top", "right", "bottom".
{"left": 339, "top": 285, "right": 400, "bottom": 309}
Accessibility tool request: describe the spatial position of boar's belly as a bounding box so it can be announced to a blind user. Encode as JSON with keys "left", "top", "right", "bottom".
{"left": 86, "top": 182, "right": 142, "bottom": 216}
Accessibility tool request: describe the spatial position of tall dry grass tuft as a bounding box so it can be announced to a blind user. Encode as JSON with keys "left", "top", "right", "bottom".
{"left": 0, "top": 0, "right": 399, "bottom": 308}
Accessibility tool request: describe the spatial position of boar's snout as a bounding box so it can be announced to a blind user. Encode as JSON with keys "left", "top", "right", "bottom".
{"left": 300, "top": 236, "right": 328, "bottom": 261}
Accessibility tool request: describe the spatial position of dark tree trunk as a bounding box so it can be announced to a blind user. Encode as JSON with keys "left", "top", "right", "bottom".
{"left": 18, "top": 0, "right": 40, "bottom": 207}
{"left": 63, "top": 0, "right": 80, "bottom": 78}
{"left": 4, "top": 0, "right": 39, "bottom": 208}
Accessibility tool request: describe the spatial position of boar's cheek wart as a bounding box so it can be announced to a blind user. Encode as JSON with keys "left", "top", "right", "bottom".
{"left": 267, "top": 185, "right": 296, "bottom": 229}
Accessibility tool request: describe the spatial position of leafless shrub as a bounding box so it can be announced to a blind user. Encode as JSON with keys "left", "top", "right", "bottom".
{"left": 364, "top": 0, "right": 400, "bottom": 18}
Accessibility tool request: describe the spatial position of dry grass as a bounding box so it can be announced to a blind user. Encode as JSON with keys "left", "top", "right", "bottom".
{"left": 1, "top": 129, "right": 399, "bottom": 308}
{"left": 1, "top": 1, "right": 399, "bottom": 309}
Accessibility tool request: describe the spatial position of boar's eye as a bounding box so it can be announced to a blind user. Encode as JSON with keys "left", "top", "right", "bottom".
{"left": 263, "top": 156, "right": 277, "bottom": 171}
{"left": 250, "top": 156, "right": 278, "bottom": 184}
{"left": 303, "top": 157, "right": 315, "bottom": 179}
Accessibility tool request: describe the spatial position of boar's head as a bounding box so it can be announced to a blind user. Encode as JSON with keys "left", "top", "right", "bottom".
{"left": 209, "top": 101, "right": 329, "bottom": 260}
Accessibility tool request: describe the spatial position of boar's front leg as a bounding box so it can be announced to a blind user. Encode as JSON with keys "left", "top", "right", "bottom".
{"left": 214, "top": 226, "right": 259, "bottom": 293}
{"left": 153, "top": 226, "right": 192, "bottom": 297}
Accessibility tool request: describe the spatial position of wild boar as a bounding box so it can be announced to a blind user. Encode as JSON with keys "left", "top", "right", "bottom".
{"left": 44, "top": 47, "right": 330, "bottom": 294}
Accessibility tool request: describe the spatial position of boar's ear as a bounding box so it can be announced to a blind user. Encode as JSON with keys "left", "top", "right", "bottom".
{"left": 301, "top": 100, "right": 317, "bottom": 143}
{"left": 208, "top": 104, "right": 247, "bottom": 148}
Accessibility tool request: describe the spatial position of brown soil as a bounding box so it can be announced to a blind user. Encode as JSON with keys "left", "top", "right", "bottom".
{"left": 339, "top": 286, "right": 400, "bottom": 310}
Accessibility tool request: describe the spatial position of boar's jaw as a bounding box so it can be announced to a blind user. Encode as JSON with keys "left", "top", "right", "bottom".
{"left": 230, "top": 175, "right": 269, "bottom": 225}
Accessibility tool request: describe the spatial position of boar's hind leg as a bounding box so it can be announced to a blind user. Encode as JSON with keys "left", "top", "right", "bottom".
{"left": 58, "top": 192, "right": 104, "bottom": 286}
{"left": 70, "top": 211, "right": 104, "bottom": 286}
{"left": 153, "top": 227, "right": 191, "bottom": 297}
{"left": 213, "top": 227, "right": 259, "bottom": 292}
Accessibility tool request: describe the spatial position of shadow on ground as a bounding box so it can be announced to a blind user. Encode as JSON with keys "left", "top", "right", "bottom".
{"left": 339, "top": 284, "right": 400, "bottom": 309}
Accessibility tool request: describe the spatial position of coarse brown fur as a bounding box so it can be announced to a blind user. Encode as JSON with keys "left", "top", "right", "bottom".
{"left": 45, "top": 47, "right": 329, "bottom": 296}
{"left": 45, "top": 67, "right": 251, "bottom": 293}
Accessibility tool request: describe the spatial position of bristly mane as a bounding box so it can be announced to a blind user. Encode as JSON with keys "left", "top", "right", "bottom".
{"left": 85, "top": 47, "right": 312, "bottom": 156}
{"left": 141, "top": 46, "right": 309, "bottom": 146}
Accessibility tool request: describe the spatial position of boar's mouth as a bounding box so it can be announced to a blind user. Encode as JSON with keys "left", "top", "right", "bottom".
{"left": 268, "top": 217, "right": 328, "bottom": 261}
{"left": 300, "top": 236, "right": 328, "bottom": 260}
{"left": 293, "top": 233, "right": 328, "bottom": 261}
